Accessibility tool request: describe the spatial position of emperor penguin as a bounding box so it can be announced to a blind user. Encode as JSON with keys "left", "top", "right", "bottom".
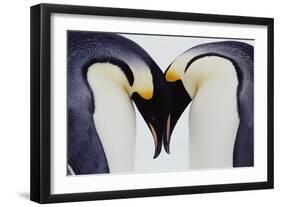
{"left": 164, "top": 41, "right": 253, "bottom": 169}
{"left": 68, "top": 31, "right": 170, "bottom": 175}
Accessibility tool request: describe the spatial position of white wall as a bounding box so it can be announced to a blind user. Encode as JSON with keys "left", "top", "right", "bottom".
{"left": 0, "top": 0, "right": 279, "bottom": 206}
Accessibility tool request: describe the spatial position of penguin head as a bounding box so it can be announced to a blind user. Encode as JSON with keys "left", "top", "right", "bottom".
{"left": 122, "top": 57, "right": 171, "bottom": 159}
{"left": 163, "top": 54, "right": 192, "bottom": 154}
{"left": 130, "top": 64, "right": 171, "bottom": 159}
{"left": 88, "top": 56, "right": 170, "bottom": 159}
{"left": 164, "top": 50, "right": 232, "bottom": 153}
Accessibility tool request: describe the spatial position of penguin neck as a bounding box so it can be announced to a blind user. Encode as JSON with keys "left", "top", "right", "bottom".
{"left": 183, "top": 56, "right": 240, "bottom": 169}
{"left": 87, "top": 63, "right": 136, "bottom": 173}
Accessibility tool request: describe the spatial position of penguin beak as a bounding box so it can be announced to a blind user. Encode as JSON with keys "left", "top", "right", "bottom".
{"left": 131, "top": 86, "right": 170, "bottom": 159}
{"left": 163, "top": 79, "right": 192, "bottom": 154}
{"left": 148, "top": 121, "right": 163, "bottom": 158}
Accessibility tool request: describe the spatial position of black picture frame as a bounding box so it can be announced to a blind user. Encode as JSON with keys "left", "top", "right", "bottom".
{"left": 30, "top": 3, "right": 274, "bottom": 204}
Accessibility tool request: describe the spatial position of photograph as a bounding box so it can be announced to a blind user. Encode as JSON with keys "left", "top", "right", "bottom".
{"left": 67, "top": 31, "right": 254, "bottom": 175}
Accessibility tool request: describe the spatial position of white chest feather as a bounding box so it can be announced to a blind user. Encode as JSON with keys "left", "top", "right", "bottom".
{"left": 87, "top": 64, "right": 136, "bottom": 173}
{"left": 183, "top": 56, "right": 240, "bottom": 169}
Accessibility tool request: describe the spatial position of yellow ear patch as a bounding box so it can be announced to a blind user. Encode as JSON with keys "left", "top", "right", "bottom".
{"left": 138, "top": 89, "right": 153, "bottom": 100}
{"left": 165, "top": 69, "right": 181, "bottom": 82}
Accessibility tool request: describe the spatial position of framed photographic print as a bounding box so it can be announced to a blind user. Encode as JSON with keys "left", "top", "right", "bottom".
{"left": 30, "top": 3, "right": 274, "bottom": 203}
